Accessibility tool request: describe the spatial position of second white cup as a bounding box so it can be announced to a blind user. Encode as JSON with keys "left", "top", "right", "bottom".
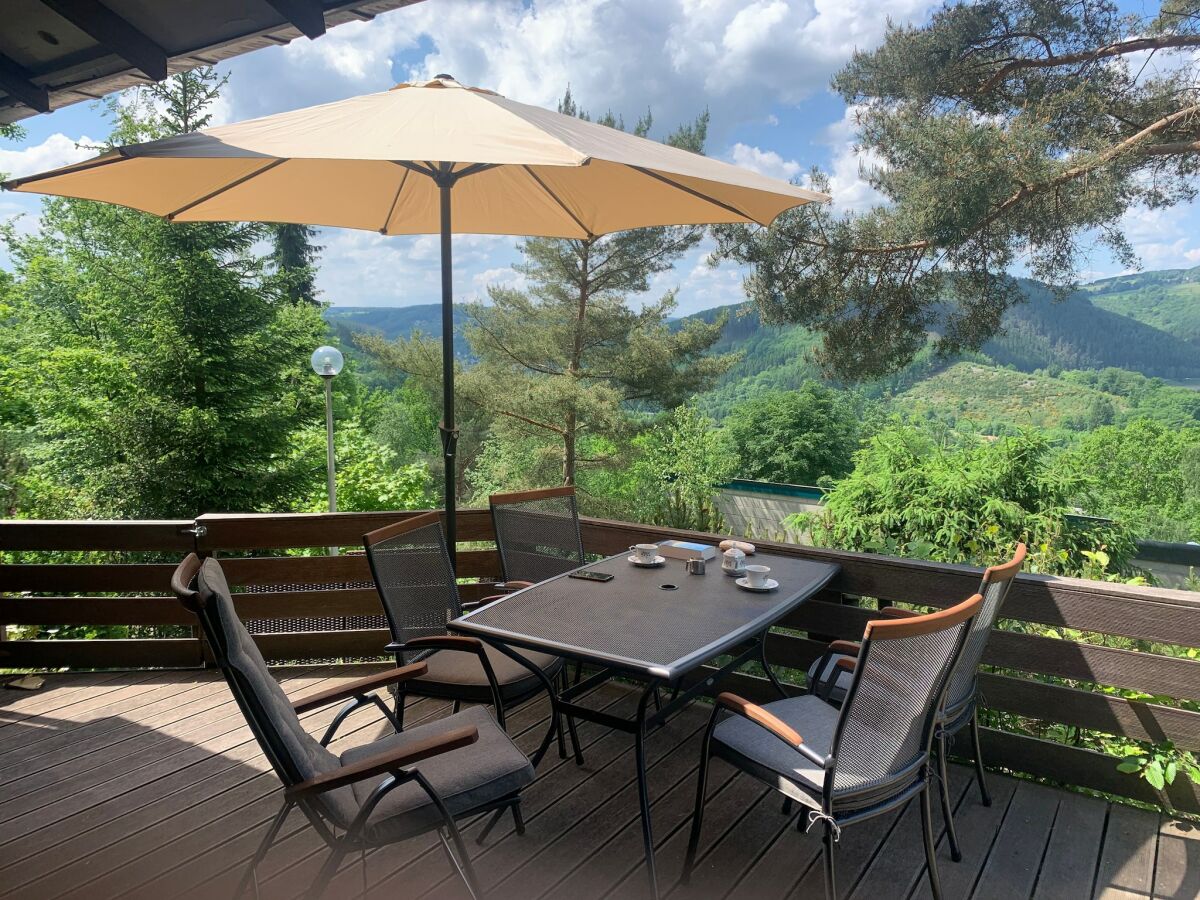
{"left": 744, "top": 564, "right": 771, "bottom": 588}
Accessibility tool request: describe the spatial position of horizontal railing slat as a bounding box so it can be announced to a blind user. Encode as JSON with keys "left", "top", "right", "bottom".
{"left": 580, "top": 518, "right": 1200, "bottom": 647}
{"left": 0, "top": 638, "right": 202, "bottom": 669}
{"left": 0, "top": 520, "right": 196, "bottom": 552}
{"left": 195, "top": 509, "right": 496, "bottom": 551}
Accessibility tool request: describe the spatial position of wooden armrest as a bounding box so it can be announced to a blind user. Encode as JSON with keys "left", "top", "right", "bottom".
{"left": 878, "top": 606, "right": 920, "bottom": 619}
{"left": 285, "top": 725, "right": 478, "bottom": 799}
{"left": 292, "top": 662, "right": 428, "bottom": 714}
{"left": 716, "top": 692, "right": 803, "bottom": 749}
{"left": 497, "top": 580, "right": 534, "bottom": 590}
{"left": 828, "top": 639, "right": 861, "bottom": 656}
{"left": 834, "top": 658, "right": 857, "bottom": 673}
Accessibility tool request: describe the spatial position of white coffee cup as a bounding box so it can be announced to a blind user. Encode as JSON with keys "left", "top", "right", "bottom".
{"left": 630, "top": 543, "right": 658, "bottom": 564}
{"left": 744, "top": 564, "right": 770, "bottom": 588}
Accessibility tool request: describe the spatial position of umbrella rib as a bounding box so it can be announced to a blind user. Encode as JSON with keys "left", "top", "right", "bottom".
{"left": 379, "top": 166, "right": 411, "bottom": 234}
{"left": 165, "top": 158, "right": 287, "bottom": 221}
{"left": 628, "top": 165, "right": 758, "bottom": 223}
{"left": 2, "top": 151, "right": 129, "bottom": 190}
{"left": 521, "top": 165, "right": 593, "bottom": 239}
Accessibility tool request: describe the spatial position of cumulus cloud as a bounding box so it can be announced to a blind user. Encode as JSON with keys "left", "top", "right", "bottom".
{"left": 0, "top": 132, "right": 98, "bottom": 179}
{"left": 729, "top": 143, "right": 802, "bottom": 181}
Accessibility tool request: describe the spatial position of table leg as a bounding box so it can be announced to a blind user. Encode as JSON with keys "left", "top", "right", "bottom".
{"left": 759, "top": 631, "right": 790, "bottom": 700}
{"left": 634, "top": 682, "right": 660, "bottom": 900}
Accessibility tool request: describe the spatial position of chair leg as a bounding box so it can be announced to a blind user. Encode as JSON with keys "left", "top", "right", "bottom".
{"left": 307, "top": 845, "right": 348, "bottom": 900}
{"left": 937, "top": 731, "right": 963, "bottom": 862}
{"left": 683, "top": 716, "right": 718, "bottom": 884}
{"left": 453, "top": 699, "right": 462, "bottom": 715}
{"left": 920, "top": 785, "right": 943, "bottom": 900}
{"left": 781, "top": 797, "right": 793, "bottom": 816}
{"left": 393, "top": 687, "right": 406, "bottom": 731}
{"left": 476, "top": 807, "right": 506, "bottom": 845}
{"left": 970, "top": 710, "right": 991, "bottom": 806}
{"left": 573, "top": 660, "right": 583, "bottom": 685}
{"left": 234, "top": 800, "right": 292, "bottom": 900}
{"left": 511, "top": 800, "right": 526, "bottom": 835}
{"left": 822, "top": 820, "right": 837, "bottom": 900}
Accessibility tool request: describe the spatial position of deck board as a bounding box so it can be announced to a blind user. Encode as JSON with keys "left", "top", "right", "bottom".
{"left": 0, "top": 669, "right": 1186, "bottom": 900}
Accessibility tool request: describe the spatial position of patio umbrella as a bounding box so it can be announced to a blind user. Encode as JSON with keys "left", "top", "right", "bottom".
{"left": 2, "top": 75, "right": 829, "bottom": 561}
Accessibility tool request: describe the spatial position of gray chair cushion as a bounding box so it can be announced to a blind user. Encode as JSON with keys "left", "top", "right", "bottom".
{"left": 198, "top": 559, "right": 361, "bottom": 828}
{"left": 345, "top": 705, "right": 534, "bottom": 842}
{"left": 712, "top": 695, "right": 840, "bottom": 808}
{"left": 413, "top": 644, "right": 563, "bottom": 704}
{"left": 807, "top": 653, "right": 856, "bottom": 704}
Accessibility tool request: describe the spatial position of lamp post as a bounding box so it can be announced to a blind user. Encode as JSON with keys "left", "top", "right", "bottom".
{"left": 311, "top": 346, "right": 344, "bottom": 555}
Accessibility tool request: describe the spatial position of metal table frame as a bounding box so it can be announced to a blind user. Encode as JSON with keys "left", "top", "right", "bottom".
{"left": 450, "top": 554, "right": 839, "bottom": 898}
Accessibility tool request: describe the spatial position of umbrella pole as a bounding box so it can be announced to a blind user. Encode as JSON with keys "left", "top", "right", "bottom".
{"left": 437, "top": 173, "right": 458, "bottom": 570}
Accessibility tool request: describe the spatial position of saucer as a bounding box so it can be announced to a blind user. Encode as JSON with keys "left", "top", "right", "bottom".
{"left": 628, "top": 554, "right": 666, "bottom": 568}
{"left": 736, "top": 577, "right": 779, "bottom": 592}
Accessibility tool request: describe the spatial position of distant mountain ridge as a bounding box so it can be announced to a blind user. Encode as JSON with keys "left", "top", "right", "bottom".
{"left": 323, "top": 268, "right": 1200, "bottom": 400}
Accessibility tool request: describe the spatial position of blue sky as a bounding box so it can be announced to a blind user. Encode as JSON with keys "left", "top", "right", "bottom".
{"left": 2, "top": 0, "right": 1199, "bottom": 315}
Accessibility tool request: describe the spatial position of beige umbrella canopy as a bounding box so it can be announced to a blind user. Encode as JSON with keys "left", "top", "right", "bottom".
{"left": 3, "top": 75, "right": 828, "bottom": 554}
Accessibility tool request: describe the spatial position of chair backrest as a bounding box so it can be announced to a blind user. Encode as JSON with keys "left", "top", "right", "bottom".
{"left": 363, "top": 512, "right": 461, "bottom": 664}
{"left": 829, "top": 592, "right": 982, "bottom": 804}
{"left": 170, "top": 554, "right": 357, "bottom": 827}
{"left": 489, "top": 486, "right": 586, "bottom": 583}
{"left": 942, "top": 543, "right": 1026, "bottom": 717}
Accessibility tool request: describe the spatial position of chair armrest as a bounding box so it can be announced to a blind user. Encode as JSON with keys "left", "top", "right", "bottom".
{"left": 716, "top": 693, "right": 804, "bottom": 748}
{"left": 828, "top": 639, "right": 861, "bottom": 656}
{"left": 834, "top": 657, "right": 857, "bottom": 673}
{"left": 494, "top": 581, "right": 534, "bottom": 592}
{"left": 716, "top": 693, "right": 830, "bottom": 768}
{"left": 878, "top": 606, "right": 920, "bottom": 619}
{"left": 292, "top": 662, "right": 428, "bottom": 714}
{"left": 285, "top": 725, "right": 478, "bottom": 799}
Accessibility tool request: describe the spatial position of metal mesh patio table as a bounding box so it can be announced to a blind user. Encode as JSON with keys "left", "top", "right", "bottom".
{"left": 450, "top": 550, "right": 840, "bottom": 898}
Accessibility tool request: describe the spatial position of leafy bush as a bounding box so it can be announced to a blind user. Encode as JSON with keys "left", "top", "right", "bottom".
{"left": 798, "top": 425, "right": 1137, "bottom": 576}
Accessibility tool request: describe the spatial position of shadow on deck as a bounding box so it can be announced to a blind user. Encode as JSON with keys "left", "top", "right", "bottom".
{"left": 0, "top": 668, "right": 1196, "bottom": 900}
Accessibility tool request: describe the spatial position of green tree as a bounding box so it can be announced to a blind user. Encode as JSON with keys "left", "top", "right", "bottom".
{"left": 294, "top": 422, "right": 431, "bottom": 513}
{"left": 363, "top": 95, "right": 735, "bottom": 487}
{"left": 270, "top": 224, "right": 322, "bottom": 305}
{"left": 723, "top": 384, "right": 867, "bottom": 485}
{"left": 803, "top": 425, "right": 1136, "bottom": 576}
{"left": 627, "top": 406, "right": 734, "bottom": 532}
{"left": 1065, "top": 419, "right": 1200, "bottom": 541}
{"left": 716, "top": 0, "right": 1200, "bottom": 380}
{"left": 3, "top": 70, "right": 326, "bottom": 518}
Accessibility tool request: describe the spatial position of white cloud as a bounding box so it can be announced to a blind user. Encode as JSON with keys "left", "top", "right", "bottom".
{"left": 729, "top": 143, "right": 801, "bottom": 181}
{"left": 0, "top": 132, "right": 98, "bottom": 179}
{"left": 1116, "top": 205, "right": 1200, "bottom": 271}
{"left": 819, "top": 106, "right": 887, "bottom": 214}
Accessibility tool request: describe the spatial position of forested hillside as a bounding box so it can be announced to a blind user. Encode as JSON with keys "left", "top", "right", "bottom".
{"left": 1083, "top": 266, "right": 1200, "bottom": 347}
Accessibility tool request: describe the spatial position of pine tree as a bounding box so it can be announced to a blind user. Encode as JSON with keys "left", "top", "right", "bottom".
{"left": 363, "top": 95, "right": 735, "bottom": 487}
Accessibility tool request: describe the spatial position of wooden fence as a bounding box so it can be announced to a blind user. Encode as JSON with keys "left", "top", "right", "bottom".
{"left": 2, "top": 509, "right": 1199, "bottom": 812}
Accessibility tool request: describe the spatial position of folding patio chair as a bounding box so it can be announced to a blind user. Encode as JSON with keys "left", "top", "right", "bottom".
{"left": 807, "top": 543, "right": 1026, "bottom": 860}
{"left": 171, "top": 553, "right": 534, "bottom": 900}
{"left": 363, "top": 512, "right": 582, "bottom": 767}
{"left": 684, "top": 592, "right": 983, "bottom": 900}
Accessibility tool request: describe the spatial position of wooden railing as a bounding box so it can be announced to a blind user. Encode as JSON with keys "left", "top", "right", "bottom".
{"left": 2, "top": 509, "right": 1199, "bottom": 813}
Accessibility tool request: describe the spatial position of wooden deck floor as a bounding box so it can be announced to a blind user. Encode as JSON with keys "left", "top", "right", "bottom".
{"left": 0, "top": 667, "right": 1196, "bottom": 900}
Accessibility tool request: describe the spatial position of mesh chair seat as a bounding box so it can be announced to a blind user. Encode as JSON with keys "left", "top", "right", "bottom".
{"left": 414, "top": 645, "right": 564, "bottom": 704}
{"left": 345, "top": 705, "right": 534, "bottom": 842}
{"left": 713, "top": 695, "right": 911, "bottom": 811}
